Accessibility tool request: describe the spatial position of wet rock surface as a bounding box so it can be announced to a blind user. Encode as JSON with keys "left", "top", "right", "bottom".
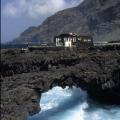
{"left": 1, "top": 48, "right": 120, "bottom": 120}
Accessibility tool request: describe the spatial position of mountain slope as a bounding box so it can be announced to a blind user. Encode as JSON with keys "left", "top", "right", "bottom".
{"left": 12, "top": 0, "right": 120, "bottom": 44}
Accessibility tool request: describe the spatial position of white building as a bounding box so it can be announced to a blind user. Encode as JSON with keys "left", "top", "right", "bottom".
{"left": 54, "top": 33, "right": 93, "bottom": 48}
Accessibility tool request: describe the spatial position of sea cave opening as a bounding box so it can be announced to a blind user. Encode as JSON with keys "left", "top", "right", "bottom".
{"left": 28, "top": 86, "right": 120, "bottom": 120}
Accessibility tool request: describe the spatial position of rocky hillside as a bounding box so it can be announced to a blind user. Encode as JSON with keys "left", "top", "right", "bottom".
{"left": 12, "top": 0, "right": 120, "bottom": 44}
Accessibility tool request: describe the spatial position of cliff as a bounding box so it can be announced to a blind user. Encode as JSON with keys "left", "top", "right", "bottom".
{"left": 12, "top": 0, "right": 120, "bottom": 44}
{"left": 1, "top": 48, "right": 120, "bottom": 120}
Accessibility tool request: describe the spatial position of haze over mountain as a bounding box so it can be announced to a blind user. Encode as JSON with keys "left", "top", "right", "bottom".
{"left": 12, "top": 0, "right": 120, "bottom": 44}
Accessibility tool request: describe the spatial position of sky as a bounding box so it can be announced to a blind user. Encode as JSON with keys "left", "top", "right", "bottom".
{"left": 1, "top": 0, "right": 84, "bottom": 43}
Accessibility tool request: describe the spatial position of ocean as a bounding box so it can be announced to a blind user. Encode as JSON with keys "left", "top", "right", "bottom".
{"left": 1, "top": 44, "right": 28, "bottom": 49}
{"left": 28, "top": 86, "right": 120, "bottom": 120}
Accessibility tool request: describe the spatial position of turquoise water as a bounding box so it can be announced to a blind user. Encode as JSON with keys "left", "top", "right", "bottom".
{"left": 28, "top": 86, "right": 120, "bottom": 120}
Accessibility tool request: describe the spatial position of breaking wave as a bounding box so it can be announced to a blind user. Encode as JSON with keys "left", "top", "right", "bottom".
{"left": 28, "top": 86, "right": 120, "bottom": 120}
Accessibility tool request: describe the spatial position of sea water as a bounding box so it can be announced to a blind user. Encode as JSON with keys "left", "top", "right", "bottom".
{"left": 28, "top": 86, "right": 120, "bottom": 120}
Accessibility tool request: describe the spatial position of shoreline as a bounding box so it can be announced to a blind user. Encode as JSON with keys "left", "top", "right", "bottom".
{"left": 1, "top": 48, "right": 120, "bottom": 120}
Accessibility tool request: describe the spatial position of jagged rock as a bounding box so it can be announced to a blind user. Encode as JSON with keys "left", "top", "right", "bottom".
{"left": 1, "top": 48, "right": 120, "bottom": 120}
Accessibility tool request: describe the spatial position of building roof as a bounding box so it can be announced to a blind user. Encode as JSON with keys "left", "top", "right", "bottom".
{"left": 55, "top": 33, "right": 77, "bottom": 38}
{"left": 54, "top": 33, "right": 93, "bottom": 40}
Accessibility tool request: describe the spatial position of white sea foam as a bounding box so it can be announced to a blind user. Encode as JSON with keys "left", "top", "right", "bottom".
{"left": 28, "top": 86, "right": 120, "bottom": 120}
{"left": 40, "top": 86, "right": 72, "bottom": 111}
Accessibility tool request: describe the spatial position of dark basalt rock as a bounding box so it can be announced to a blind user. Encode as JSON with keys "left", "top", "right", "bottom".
{"left": 1, "top": 48, "right": 120, "bottom": 120}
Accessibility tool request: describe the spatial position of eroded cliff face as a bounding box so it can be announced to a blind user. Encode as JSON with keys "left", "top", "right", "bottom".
{"left": 12, "top": 0, "right": 120, "bottom": 44}
{"left": 1, "top": 49, "right": 120, "bottom": 120}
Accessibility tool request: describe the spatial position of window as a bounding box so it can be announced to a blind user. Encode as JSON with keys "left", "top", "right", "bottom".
{"left": 67, "top": 38, "right": 69, "bottom": 42}
{"left": 69, "top": 38, "right": 70, "bottom": 42}
{"left": 69, "top": 38, "right": 71, "bottom": 42}
{"left": 88, "top": 39, "right": 91, "bottom": 42}
{"left": 64, "top": 38, "right": 66, "bottom": 41}
{"left": 78, "top": 38, "right": 82, "bottom": 41}
{"left": 73, "top": 37, "right": 76, "bottom": 42}
{"left": 56, "top": 38, "right": 61, "bottom": 46}
{"left": 84, "top": 39, "right": 88, "bottom": 42}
